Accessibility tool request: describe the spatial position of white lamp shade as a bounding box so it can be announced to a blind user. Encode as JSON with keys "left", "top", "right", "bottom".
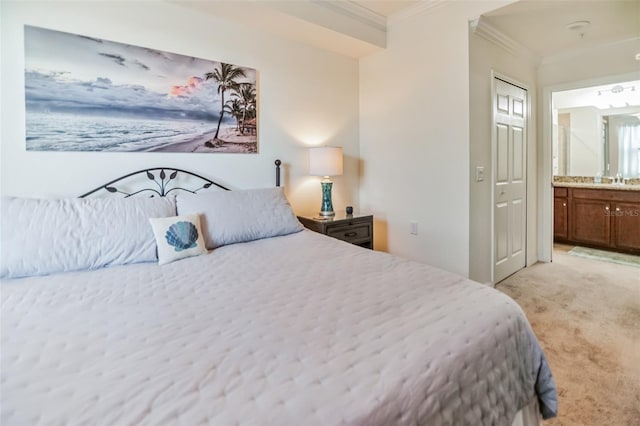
{"left": 309, "top": 146, "right": 343, "bottom": 177}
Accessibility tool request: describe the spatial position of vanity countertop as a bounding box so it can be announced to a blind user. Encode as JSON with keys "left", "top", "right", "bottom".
{"left": 553, "top": 182, "right": 640, "bottom": 191}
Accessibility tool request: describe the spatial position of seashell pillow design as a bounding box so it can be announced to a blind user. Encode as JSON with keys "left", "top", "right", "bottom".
{"left": 149, "top": 214, "right": 207, "bottom": 265}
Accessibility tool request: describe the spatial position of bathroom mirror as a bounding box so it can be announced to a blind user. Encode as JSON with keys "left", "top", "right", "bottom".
{"left": 552, "top": 80, "right": 640, "bottom": 178}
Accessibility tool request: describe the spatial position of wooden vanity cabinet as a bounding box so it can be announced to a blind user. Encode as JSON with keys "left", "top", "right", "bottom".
{"left": 612, "top": 202, "right": 640, "bottom": 251}
{"left": 554, "top": 186, "right": 640, "bottom": 254}
{"left": 570, "top": 198, "right": 611, "bottom": 246}
{"left": 553, "top": 188, "right": 568, "bottom": 240}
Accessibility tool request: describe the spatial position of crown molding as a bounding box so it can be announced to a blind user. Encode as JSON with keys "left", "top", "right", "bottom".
{"left": 388, "top": 0, "right": 449, "bottom": 26}
{"left": 312, "top": 0, "right": 387, "bottom": 32}
{"left": 470, "top": 16, "right": 538, "bottom": 64}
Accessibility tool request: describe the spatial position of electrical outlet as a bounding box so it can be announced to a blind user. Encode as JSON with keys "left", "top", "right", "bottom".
{"left": 475, "top": 166, "right": 485, "bottom": 182}
{"left": 410, "top": 221, "right": 418, "bottom": 235}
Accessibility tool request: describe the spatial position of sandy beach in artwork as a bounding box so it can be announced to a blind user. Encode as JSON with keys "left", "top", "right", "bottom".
{"left": 149, "top": 127, "right": 257, "bottom": 153}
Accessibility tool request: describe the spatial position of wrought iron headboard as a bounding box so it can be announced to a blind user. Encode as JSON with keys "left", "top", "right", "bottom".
{"left": 80, "top": 159, "right": 282, "bottom": 198}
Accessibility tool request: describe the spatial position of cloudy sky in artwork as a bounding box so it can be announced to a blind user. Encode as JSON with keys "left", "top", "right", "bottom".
{"left": 24, "top": 26, "right": 256, "bottom": 121}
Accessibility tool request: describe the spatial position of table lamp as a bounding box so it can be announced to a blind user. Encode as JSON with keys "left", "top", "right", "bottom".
{"left": 309, "top": 146, "right": 343, "bottom": 217}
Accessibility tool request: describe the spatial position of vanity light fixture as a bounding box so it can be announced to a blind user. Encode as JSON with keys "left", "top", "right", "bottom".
{"left": 598, "top": 85, "right": 635, "bottom": 96}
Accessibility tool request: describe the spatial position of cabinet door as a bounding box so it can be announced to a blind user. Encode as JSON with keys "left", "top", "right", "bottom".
{"left": 554, "top": 197, "right": 568, "bottom": 240}
{"left": 570, "top": 199, "right": 611, "bottom": 246}
{"left": 611, "top": 202, "right": 640, "bottom": 252}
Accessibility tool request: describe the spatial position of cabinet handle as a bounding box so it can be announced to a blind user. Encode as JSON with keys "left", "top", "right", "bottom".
{"left": 616, "top": 207, "right": 621, "bottom": 212}
{"left": 605, "top": 206, "right": 610, "bottom": 211}
{"left": 344, "top": 231, "right": 358, "bottom": 237}
{"left": 562, "top": 203, "right": 566, "bottom": 207}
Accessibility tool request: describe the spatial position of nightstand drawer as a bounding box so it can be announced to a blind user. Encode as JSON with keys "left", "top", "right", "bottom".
{"left": 326, "top": 223, "right": 371, "bottom": 243}
{"left": 297, "top": 214, "right": 373, "bottom": 249}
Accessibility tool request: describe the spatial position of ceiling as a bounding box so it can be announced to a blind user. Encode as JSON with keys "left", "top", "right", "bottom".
{"left": 173, "top": 1, "right": 640, "bottom": 60}
{"left": 172, "top": 0, "right": 394, "bottom": 57}
{"left": 482, "top": 0, "right": 640, "bottom": 60}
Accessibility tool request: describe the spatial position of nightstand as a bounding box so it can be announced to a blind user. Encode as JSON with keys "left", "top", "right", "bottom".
{"left": 297, "top": 213, "right": 373, "bottom": 249}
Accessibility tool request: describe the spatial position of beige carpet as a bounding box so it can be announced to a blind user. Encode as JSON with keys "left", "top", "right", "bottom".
{"left": 496, "top": 246, "right": 640, "bottom": 425}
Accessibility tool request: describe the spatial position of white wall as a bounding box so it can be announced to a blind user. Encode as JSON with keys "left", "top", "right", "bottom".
{"left": 359, "top": 1, "right": 510, "bottom": 277}
{"left": 0, "top": 1, "right": 360, "bottom": 216}
{"left": 468, "top": 29, "right": 538, "bottom": 284}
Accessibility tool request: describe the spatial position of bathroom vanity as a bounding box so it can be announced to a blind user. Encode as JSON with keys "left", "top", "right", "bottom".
{"left": 554, "top": 183, "right": 640, "bottom": 254}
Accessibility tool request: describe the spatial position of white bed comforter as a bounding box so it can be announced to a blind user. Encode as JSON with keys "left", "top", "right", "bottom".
{"left": 1, "top": 230, "right": 556, "bottom": 425}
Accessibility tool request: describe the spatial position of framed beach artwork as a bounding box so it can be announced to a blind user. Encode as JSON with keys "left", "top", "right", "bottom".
{"left": 24, "top": 26, "right": 257, "bottom": 153}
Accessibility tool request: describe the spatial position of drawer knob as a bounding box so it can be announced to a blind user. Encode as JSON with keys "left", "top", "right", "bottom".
{"left": 605, "top": 206, "right": 610, "bottom": 211}
{"left": 344, "top": 231, "right": 358, "bottom": 237}
{"left": 563, "top": 203, "right": 566, "bottom": 207}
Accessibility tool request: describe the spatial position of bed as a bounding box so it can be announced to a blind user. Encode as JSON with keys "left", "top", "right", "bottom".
{"left": 1, "top": 162, "right": 557, "bottom": 425}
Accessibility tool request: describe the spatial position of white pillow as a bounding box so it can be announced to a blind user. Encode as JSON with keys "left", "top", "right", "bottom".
{"left": 176, "top": 187, "right": 303, "bottom": 249}
{"left": 149, "top": 214, "right": 207, "bottom": 265}
{"left": 0, "top": 196, "right": 176, "bottom": 279}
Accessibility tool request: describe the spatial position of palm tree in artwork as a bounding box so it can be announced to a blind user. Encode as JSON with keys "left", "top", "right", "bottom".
{"left": 233, "top": 83, "right": 256, "bottom": 134}
{"left": 204, "top": 63, "right": 246, "bottom": 141}
{"left": 224, "top": 99, "right": 244, "bottom": 132}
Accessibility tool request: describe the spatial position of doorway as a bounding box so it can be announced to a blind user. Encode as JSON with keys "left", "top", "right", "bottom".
{"left": 541, "top": 75, "right": 640, "bottom": 261}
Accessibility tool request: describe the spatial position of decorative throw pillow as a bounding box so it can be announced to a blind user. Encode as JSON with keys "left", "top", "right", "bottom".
{"left": 149, "top": 214, "right": 207, "bottom": 265}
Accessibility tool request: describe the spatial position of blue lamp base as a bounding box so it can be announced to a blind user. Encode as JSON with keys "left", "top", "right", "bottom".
{"left": 319, "top": 180, "right": 335, "bottom": 217}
